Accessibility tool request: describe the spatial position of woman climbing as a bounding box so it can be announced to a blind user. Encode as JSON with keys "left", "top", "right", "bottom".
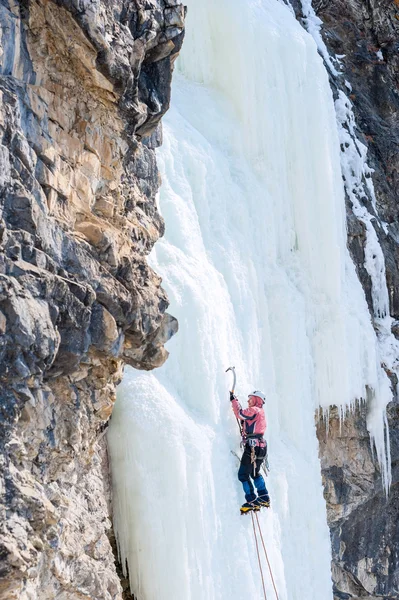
{"left": 230, "top": 391, "right": 271, "bottom": 514}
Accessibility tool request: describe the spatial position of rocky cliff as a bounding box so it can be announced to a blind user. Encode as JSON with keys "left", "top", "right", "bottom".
{"left": 2, "top": 0, "right": 399, "bottom": 599}
{"left": 0, "top": 1, "right": 184, "bottom": 598}
{"left": 290, "top": 0, "right": 399, "bottom": 597}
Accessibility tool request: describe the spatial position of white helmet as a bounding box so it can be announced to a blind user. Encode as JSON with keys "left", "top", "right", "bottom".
{"left": 249, "top": 390, "right": 266, "bottom": 404}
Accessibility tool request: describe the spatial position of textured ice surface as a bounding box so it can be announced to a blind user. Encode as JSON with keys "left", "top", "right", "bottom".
{"left": 108, "top": 1, "right": 392, "bottom": 598}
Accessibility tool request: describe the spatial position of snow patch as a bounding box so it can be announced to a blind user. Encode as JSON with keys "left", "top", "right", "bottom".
{"left": 300, "top": 0, "right": 339, "bottom": 75}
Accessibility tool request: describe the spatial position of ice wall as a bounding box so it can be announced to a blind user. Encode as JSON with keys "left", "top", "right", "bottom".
{"left": 108, "top": 1, "right": 392, "bottom": 598}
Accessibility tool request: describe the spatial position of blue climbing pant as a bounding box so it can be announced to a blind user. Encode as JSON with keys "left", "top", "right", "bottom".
{"left": 238, "top": 443, "right": 269, "bottom": 502}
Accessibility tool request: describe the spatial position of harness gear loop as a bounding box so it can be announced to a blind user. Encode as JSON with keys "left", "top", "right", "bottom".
{"left": 251, "top": 512, "right": 267, "bottom": 600}
{"left": 251, "top": 445, "right": 256, "bottom": 477}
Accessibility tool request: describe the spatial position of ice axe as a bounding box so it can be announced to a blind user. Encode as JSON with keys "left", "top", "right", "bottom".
{"left": 225, "top": 366, "right": 236, "bottom": 394}
{"left": 226, "top": 366, "right": 243, "bottom": 435}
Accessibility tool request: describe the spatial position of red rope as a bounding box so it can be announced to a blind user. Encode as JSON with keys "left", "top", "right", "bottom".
{"left": 255, "top": 512, "right": 279, "bottom": 600}
{"left": 251, "top": 512, "right": 268, "bottom": 600}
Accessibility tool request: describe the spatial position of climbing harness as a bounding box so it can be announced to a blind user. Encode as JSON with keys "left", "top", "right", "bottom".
{"left": 255, "top": 512, "right": 279, "bottom": 600}
{"left": 251, "top": 512, "right": 268, "bottom": 600}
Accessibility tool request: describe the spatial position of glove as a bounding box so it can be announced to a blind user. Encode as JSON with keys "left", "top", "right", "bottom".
{"left": 230, "top": 392, "right": 236, "bottom": 401}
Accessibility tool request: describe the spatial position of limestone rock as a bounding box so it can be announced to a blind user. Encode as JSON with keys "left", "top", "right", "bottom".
{"left": 317, "top": 404, "right": 399, "bottom": 599}
{"left": 0, "top": 0, "right": 185, "bottom": 598}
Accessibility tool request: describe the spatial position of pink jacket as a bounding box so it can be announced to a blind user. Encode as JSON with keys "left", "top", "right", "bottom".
{"left": 231, "top": 397, "right": 267, "bottom": 437}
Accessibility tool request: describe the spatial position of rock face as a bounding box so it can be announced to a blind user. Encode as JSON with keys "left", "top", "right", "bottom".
{"left": 317, "top": 403, "right": 399, "bottom": 599}
{"left": 0, "top": 1, "right": 184, "bottom": 598}
{"left": 290, "top": 1, "right": 399, "bottom": 597}
{"left": 2, "top": 0, "right": 399, "bottom": 598}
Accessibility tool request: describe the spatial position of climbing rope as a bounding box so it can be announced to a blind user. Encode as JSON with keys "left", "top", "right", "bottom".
{"left": 255, "top": 512, "right": 279, "bottom": 600}
{"left": 251, "top": 512, "right": 268, "bottom": 600}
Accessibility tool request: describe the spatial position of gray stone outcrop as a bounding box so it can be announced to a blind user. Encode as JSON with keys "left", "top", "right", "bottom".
{"left": 0, "top": 1, "right": 184, "bottom": 598}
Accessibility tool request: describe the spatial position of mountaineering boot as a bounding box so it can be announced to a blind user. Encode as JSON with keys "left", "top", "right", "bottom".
{"left": 256, "top": 494, "right": 271, "bottom": 508}
{"left": 240, "top": 501, "right": 260, "bottom": 515}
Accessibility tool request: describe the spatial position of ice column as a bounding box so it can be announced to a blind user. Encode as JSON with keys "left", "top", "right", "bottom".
{"left": 108, "top": 1, "right": 392, "bottom": 598}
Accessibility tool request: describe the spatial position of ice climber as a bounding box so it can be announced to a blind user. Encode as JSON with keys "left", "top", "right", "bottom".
{"left": 230, "top": 391, "right": 271, "bottom": 514}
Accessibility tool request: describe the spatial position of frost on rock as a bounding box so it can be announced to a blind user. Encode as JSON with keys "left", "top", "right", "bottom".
{"left": 300, "top": 0, "right": 339, "bottom": 76}
{"left": 299, "top": 0, "right": 395, "bottom": 496}
{"left": 335, "top": 90, "right": 398, "bottom": 492}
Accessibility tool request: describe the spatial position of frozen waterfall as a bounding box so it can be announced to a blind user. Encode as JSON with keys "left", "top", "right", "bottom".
{"left": 107, "top": 1, "right": 392, "bottom": 598}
